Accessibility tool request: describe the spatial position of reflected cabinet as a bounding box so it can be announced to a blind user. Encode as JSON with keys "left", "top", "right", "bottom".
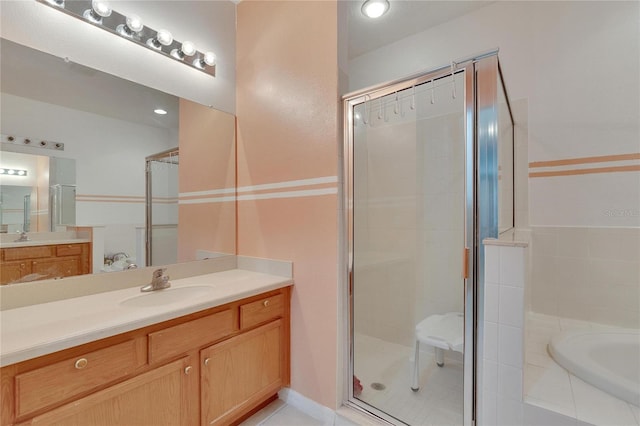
{"left": 0, "top": 243, "right": 91, "bottom": 285}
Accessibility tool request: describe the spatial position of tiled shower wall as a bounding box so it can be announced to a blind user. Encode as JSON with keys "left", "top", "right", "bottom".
{"left": 530, "top": 226, "right": 640, "bottom": 328}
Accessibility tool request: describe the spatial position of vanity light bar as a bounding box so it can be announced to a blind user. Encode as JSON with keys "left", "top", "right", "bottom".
{"left": 1, "top": 134, "right": 65, "bottom": 151}
{"left": 0, "top": 168, "right": 28, "bottom": 176}
{"left": 35, "top": 0, "right": 216, "bottom": 77}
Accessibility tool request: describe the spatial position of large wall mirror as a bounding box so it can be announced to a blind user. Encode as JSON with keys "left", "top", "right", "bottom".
{"left": 0, "top": 37, "right": 236, "bottom": 283}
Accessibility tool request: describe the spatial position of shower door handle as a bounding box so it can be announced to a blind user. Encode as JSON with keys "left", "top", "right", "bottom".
{"left": 463, "top": 247, "right": 470, "bottom": 279}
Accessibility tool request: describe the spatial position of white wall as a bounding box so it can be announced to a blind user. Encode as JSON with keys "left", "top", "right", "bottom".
{"left": 0, "top": 0, "right": 236, "bottom": 114}
{"left": 348, "top": 1, "right": 640, "bottom": 227}
{"left": 1, "top": 93, "right": 175, "bottom": 256}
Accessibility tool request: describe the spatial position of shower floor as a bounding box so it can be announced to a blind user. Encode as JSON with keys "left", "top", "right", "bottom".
{"left": 354, "top": 333, "right": 464, "bottom": 425}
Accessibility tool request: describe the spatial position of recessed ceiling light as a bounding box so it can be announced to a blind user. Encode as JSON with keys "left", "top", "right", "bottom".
{"left": 362, "top": 0, "right": 390, "bottom": 19}
{"left": 154, "top": 109, "right": 168, "bottom": 115}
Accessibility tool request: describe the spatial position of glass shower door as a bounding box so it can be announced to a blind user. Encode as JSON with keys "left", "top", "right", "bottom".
{"left": 349, "top": 71, "right": 467, "bottom": 425}
{"left": 145, "top": 148, "right": 179, "bottom": 266}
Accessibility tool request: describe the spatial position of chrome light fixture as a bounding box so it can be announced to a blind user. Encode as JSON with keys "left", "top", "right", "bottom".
{"left": 35, "top": 0, "right": 216, "bottom": 77}
{"left": 361, "top": 0, "right": 390, "bottom": 19}
{"left": 0, "top": 168, "right": 28, "bottom": 176}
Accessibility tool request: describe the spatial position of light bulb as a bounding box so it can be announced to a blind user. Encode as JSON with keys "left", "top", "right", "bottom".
{"left": 156, "top": 29, "right": 173, "bottom": 46}
{"left": 7, "top": 170, "right": 15, "bottom": 175}
{"left": 126, "top": 14, "right": 143, "bottom": 32}
{"left": 117, "top": 14, "right": 143, "bottom": 37}
{"left": 171, "top": 41, "right": 197, "bottom": 60}
{"left": 92, "top": 0, "right": 112, "bottom": 17}
{"left": 83, "top": 0, "right": 111, "bottom": 23}
{"left": 154, "top": 109, "right": 168, "bottom": 115}
{"left": 17, "top": 170, "right": 26, "bottom": 176}
{"left": 194, "top": 51, "right": 216, "bottom": 69}
{"left": 203, "top": 51, "right": 216, "bottom": 66}
{"left": 361, "top": 0, "right": 389, "bottom": 19}
{"left": 0, "top": 169, "right": 5, "bottom": 174}
{"left": 181, "top": 41, "right": 196, "bottom": 56}
{"left": 147, "top": 29, "right": 173, "bottom": 49}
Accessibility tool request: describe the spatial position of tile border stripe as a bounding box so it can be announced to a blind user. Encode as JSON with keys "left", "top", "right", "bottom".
{"left": 529, "top": 165, "right": 640, "bottom": 178}
{"left": 529, "top": 153, "right": 640, "bottom": 168}
{"left": 236, "top": 176, "right": 337, "bottom": 193}
{"left": 178, "top": 176, "right": 339, "bottom": 204}
{"left": 76, "top": 195, "right": 176, "bottom": 204}
{"left": 528, "top": 153, "right": 640, "bottom": 178}
{"left": 237, "top": 187, "right": 337, "bottom": 201}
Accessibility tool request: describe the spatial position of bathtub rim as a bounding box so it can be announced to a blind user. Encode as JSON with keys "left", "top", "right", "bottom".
{"left": 548, "top": 328, "right": 640, "bottom": 407}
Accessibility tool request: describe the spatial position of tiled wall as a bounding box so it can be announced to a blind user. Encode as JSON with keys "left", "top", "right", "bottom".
{"left": 480, "top": 241, "right": 619, "bottom": 426}
{"left": 236, "top": 0, "right": 339, "bottom": 409}
{"left": 481, "top": 242, "right": 527, "bottom": 426}
{"left": 530, "top": 226, "right": 640, "bottom": 328}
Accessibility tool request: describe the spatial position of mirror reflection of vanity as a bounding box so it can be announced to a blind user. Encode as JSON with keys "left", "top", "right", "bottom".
{"left": 0, "top": 3, "right": 237, "bottom": 285}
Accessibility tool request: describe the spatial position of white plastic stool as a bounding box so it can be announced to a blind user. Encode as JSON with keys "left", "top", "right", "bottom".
{"left": 411, "top": 312, "right": 464, "bottom": 391}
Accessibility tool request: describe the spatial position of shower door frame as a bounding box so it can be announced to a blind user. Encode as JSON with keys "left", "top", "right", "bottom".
{"left": 343, "top": 51, "right": 504, "bottom": 425}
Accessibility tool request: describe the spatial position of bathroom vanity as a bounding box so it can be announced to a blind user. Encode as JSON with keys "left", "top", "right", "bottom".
{"left": 0, "top": 242, "right": 91, "bottom": 285}
{"left": 0, "top": 266, "right": 292, "bottom": 426}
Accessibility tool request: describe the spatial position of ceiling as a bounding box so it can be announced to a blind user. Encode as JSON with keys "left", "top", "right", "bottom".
{"left": 347, "top": 0, "right": 493, "bottom": 59}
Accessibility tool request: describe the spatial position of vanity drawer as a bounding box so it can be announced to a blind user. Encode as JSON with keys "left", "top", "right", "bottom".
{"left": 148, "top": 309, "right": 234, "bottom": 364}
{"left": 56, "top": 243, "right": 84, "bottom": 256}
{"left": 240, "top": 293, "right": 285, "bottom": 329}
{"left": 14, "top": 338, "right": 146, "bottom": 418}
{"left": 3, "top": 246, "right": 54, "bottom": 261}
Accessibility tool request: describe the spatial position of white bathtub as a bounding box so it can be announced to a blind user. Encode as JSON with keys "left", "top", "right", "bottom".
{"left": 549, "top": 328, "right": 640, "bottom": 406}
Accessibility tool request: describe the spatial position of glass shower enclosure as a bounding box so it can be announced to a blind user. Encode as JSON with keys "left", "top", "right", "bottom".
{"left": 344, "top": 52, "right": 514, "bottom": 425}
{"left": 145, "top": 147, "right": 179, "bottom": 267}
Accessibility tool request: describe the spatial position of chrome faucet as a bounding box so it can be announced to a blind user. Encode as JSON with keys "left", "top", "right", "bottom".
{"left": 140, "top": 268, "right": 170, "bottom": 292}
{"left": 14, "top": 231, "right": 30, "bottom": 242}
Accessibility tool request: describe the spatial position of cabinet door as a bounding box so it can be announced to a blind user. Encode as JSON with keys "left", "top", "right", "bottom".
{"left": 201, "top": 320, "right": 283, "bottom": 426}
{"left": 32, "top": 258, "right": 79, "bottom": 279}
{"left": 20, "top": 357, "right": 195, "bottom": 426}
{"left": 0, "top": 260, "right": 31, "bottom": 284}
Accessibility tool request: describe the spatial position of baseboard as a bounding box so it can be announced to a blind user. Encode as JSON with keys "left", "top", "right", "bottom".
{"left": 277, "top": 388, "right": 336, "bottom": 425}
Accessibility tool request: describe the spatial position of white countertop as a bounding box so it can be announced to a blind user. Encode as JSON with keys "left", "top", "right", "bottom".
{"left": 0, "top": 269, "right": 292, "bottom": 367}
{"left": 0, "top": 238, "right": 92, "bottom": 249}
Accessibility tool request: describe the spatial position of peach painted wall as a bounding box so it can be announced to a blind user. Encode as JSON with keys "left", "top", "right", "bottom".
{"left": 236, "top": 0, "right": 339, "bottom": 409}
{"left": 35, "top": 155, "right": 49, "bottom": 232}
{"left": 178, "top": 99, "right": 236, "bottom": 261}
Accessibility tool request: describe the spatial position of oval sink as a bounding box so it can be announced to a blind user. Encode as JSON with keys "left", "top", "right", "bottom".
{"left": 120, "top": 286, "right": 214, "bottom": 308}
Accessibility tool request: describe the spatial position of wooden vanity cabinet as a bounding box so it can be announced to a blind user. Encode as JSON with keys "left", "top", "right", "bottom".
{"left": 0, "top": 243, "right": 91, "bottom": 285}
{"left": 15, "top": 356, "right": 194, "bottom": 426}
{"left": 1, "top": 286, "right": 291, "bottom": 426}
{"left": 202, "top": 290, "right": 287, "bottom": 426}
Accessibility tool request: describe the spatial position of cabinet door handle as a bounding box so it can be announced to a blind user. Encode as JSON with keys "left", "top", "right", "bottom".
{"left": 204, "top": 358, "right": 210, "bottom": 366}
{"left": 184, "top": 366, "right": 193, "bottom": 375}
{"left": 75, "top": 358, "right": 88, "bottom": 369}
{"left": 263, "top": 300, "right": 270, "bottom": 307}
